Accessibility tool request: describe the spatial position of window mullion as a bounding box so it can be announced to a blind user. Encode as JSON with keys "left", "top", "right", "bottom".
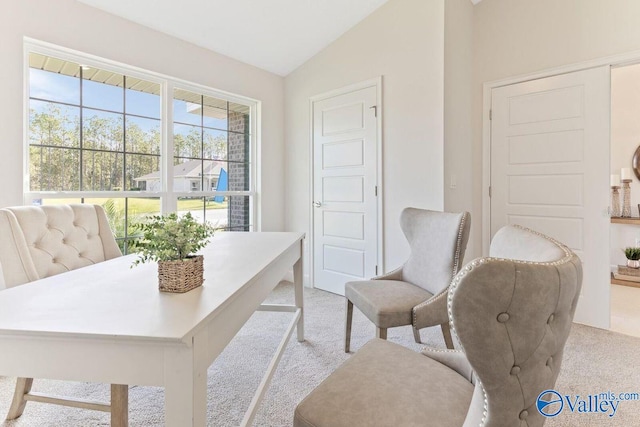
{"left": 162, "top": 81, "right": 176, "bottom": 214}
{"left": 79, "top": 66, "right": 84, "bottom": 191}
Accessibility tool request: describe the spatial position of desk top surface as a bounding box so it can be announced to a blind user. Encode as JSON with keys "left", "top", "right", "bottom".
{"left": 0, "top": 232, "right": 303, "bottom": 344}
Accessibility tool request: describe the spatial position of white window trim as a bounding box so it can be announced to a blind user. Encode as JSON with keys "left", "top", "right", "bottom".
{"left": 23, "top": 37, "right": 260, "bottom": 231}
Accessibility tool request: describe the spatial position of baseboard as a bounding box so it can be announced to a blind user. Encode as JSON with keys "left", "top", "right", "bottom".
{"left": 281, "top": 271, "right": 312, "bottom": 288}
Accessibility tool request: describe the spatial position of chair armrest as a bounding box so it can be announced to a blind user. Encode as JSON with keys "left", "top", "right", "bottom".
{"left": 421, "top": 347, "right": 475, "bottom": 384}
{"left": 412, "top": 288, "right": 450, "bottom": 329}
{"left": 371, "top": 265, "right": 404, "bottom": 281}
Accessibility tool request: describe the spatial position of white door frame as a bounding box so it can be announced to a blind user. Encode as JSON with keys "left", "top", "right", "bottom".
{"left": 308, "top": 77, "right": 384, "bottom": 288}
{"left": 482, "top": 48, "right": 640, "bottom": 255}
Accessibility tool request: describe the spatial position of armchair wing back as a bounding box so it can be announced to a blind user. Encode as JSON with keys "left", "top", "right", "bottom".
{"left": 451, "top": 225, "right": 582, "bottom": 427}
{"left": 295, "top": 224, "right": 582, "bottom": 427}
{"left": 0, "top": 204, "right": 122, "bottom": 289}
{"left": 401, "top": 208, "right": 470, "bottom": 295}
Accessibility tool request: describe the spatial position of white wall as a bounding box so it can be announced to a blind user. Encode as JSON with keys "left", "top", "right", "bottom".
{"left": 284, "top": 0, "right": 445, "bottom": 282}
{"left": 470, "top": 0, "right": 640, "bottom": 256}
{"left": 611, "top": 64, "right": 640, "bottom": 266}
{"left": 444, "top": 0, "right": 475, "bottom": 261}
{"left": 0, "top": 0, "right": 285, "bottom": 231}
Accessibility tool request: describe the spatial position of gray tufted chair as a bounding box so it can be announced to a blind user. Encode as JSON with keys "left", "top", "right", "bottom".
{"left": 345, "top": 208, "right": 470, "bottom": 351}
{"left": 295, "top": 225, "right": 582, "bottom": 427}
{"left": 0, "top": 204, "right": 128, "bottom": 424}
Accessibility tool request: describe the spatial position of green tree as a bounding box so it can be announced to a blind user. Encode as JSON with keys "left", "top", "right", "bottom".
{"left": 30, "top": 103, "right": 161, "bottom": 192}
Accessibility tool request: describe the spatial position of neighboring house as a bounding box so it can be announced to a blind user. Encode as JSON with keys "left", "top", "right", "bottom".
{"left": 134, "top": 159, "right": 225, "bottom": 192}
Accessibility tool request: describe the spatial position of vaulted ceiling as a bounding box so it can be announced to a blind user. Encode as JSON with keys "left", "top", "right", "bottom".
{"left": 79, "top": 0, "right": 482, "bottom": 76}
{"left": 78, "top": 0, "right": 394, "bottom": 76}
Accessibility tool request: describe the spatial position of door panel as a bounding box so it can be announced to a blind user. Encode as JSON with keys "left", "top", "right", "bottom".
{"left": 491, "top": 66, "right": 610, "bottom": 328}
{"left": 323, "top": 211, "right": 365, "bottom": 240}
{"left": 322, "top": 139, "right": 364, "bottom": 168}
{"left": 313, "top": 86, "right": 378, "bottom": 295}
{"left": 322, "top": 176, "right": 364, "bottom": 202}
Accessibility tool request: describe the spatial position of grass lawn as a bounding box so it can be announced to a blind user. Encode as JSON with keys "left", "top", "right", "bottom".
{"left": 43, "top": 197, "right": 228, "bottom": 214}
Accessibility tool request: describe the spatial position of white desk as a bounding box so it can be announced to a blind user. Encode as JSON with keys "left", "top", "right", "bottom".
{"left": 0, "top": 232, "right": 305, "bottom": 426}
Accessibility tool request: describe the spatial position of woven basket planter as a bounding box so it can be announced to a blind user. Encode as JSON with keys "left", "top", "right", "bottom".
{"left": 158, "top": 255, "right": 204, "bottom": 293}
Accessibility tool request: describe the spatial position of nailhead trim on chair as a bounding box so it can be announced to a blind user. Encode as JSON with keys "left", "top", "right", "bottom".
{"left": 480, "top": 379, "right": 488, "bottom": 426}
{"left": 422, "top": 347, "right": 462, "bottom": 354}
{"left": 451, "top": 212, "right": 469, "bottom": 279}
{"left": 446, "top": 225, "right": 574, "bottom": 427}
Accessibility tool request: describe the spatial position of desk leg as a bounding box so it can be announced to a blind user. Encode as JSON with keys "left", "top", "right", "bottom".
{"left": 110, "top": 384, "right": 128, "bottom": 427}
{"left": 294, "top": 249, "right": 304, "bottom": 342}
{"left": 164, "top": 331, "right": 208, "bottom": 427}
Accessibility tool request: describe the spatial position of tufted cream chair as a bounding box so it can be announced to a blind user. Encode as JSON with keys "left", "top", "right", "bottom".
{"left": 345, "top": 208, "right": 470, "bottom": 351}
{"left": 0, "top": 204, "right": 127, "bottom": 425}
{"left": 0, "top": 204, "right": 122, "bottom": 289}
{"left": 295, "top": 225, "right": 582, "bottom": 427}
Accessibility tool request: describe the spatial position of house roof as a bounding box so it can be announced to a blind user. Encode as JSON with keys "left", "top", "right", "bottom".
{"left": 28, "top": 53, "right": 251, "bottom": 117}
{"left": 134, "top": 159, "right": 224, "bottom": 181}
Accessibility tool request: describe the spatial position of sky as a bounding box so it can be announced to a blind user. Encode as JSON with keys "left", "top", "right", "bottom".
{"left": 29, "top": 68, "right": 231, "bottom": 134}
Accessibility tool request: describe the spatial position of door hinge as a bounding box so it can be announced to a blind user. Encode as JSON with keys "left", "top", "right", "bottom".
{"left": 489, "top": 109, "right": 492, "bottom": 120}
{"left": 489, "top": 186, "right": 492, "bottom": 197}
{"left": 375, "top": 265, "right": 378, "bottom": 275}
{"left": 370, "top": 105, "right": 377, "bottom": 117}
{"left": 374, "top": 185, "right": 378, "bottom": 196}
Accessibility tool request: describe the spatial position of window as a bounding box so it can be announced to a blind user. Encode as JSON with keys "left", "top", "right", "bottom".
{"left": 29, "top": 53, "right": 161, "bottom": 193}
{"left": 25, "top": 44, "right": 257, "bottom": 252}
{"left": 173, "top": 88, "right": 251, "bottom": 231}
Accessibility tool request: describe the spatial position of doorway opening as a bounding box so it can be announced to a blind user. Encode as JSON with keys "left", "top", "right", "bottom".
{"left": 610, "top": 63, "right": 640, "bottom": 338}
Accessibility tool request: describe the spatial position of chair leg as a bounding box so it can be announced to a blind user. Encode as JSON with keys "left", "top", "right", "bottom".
{"left": 376, "top": 327, "right": 387, "bottom": 340}
{"left": 6, "top": 377, "right": 33, "bottom": 420}
{"left": 441, "top": 323, "right": 455, "bottom": 349}
{"left": 345, "top": 299, "right": 354, "bottom": 353}
{"left": 413, "top": 326, "right": 422, "bottom": 344}
{"left": 110, "top": 384, "right": 128, "bottom": 427}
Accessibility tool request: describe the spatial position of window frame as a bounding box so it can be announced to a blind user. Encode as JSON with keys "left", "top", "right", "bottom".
{"left": 23, "top": 38, "right": 260, "bottom": 232}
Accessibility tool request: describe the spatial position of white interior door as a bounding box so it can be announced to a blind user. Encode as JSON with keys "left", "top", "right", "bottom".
{"left": 312, "top": 85, "right": 378, "bottom": 295}
{"left": 491, "top": 66, "right": 611, "bottom": 329}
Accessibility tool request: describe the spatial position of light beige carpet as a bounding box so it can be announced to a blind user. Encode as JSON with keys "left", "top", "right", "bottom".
{"left": 0, "top": 282, "right": 639, "bottom": 426}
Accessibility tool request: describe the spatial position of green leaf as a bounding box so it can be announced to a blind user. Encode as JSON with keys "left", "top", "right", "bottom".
{"left": 129, "top": 212, "right": 214, "bottom": 266}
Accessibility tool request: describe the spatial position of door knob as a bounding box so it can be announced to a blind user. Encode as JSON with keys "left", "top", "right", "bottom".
{"left": 313, "top": 201, "right": 322, "bottom": 208}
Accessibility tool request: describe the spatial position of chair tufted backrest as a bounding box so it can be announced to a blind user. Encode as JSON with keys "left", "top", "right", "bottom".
{"left": 400, "top": 208, "right": 471, "bottom": 295}
{"left": 449, "top": 225, "right": 582, "bottom": 427}
{"left": 0, "top": 204, "right": 122, "bottom": 289}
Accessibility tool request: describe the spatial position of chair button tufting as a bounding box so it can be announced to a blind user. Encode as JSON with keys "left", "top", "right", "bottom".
{"left": 519, "top": 410, "right": 528, "bottom": 420}
{"left": 497, "top": 312, "right": 510, "bottom": 323}
{"left": 547, "top": 356, "right": 553, "bottom": 366}
{"left": 548, "top": 314, "right": 555, "bottom": 324}
{"left": 52, "top": 258, "right": 57, "bottom": 263}
{"left": 510, "top": 365, "right": 520, "bottom": 375}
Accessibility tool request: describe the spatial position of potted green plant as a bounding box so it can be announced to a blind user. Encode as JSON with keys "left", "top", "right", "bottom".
{"left": 624, "top": 247, "right": 640, "bottom": 269}
{"left": 130, "top": 213, "right": 214, "bottom": 293}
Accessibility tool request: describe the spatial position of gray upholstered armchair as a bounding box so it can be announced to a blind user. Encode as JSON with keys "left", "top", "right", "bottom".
{"left": 0, "top": 204, "right": 127, "bottom": 425}
{"left": 345, "top": 208, "right": 470, "bottom": 351}
{"left": 296, "top": 225, "right": 582, "bottom": 427}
